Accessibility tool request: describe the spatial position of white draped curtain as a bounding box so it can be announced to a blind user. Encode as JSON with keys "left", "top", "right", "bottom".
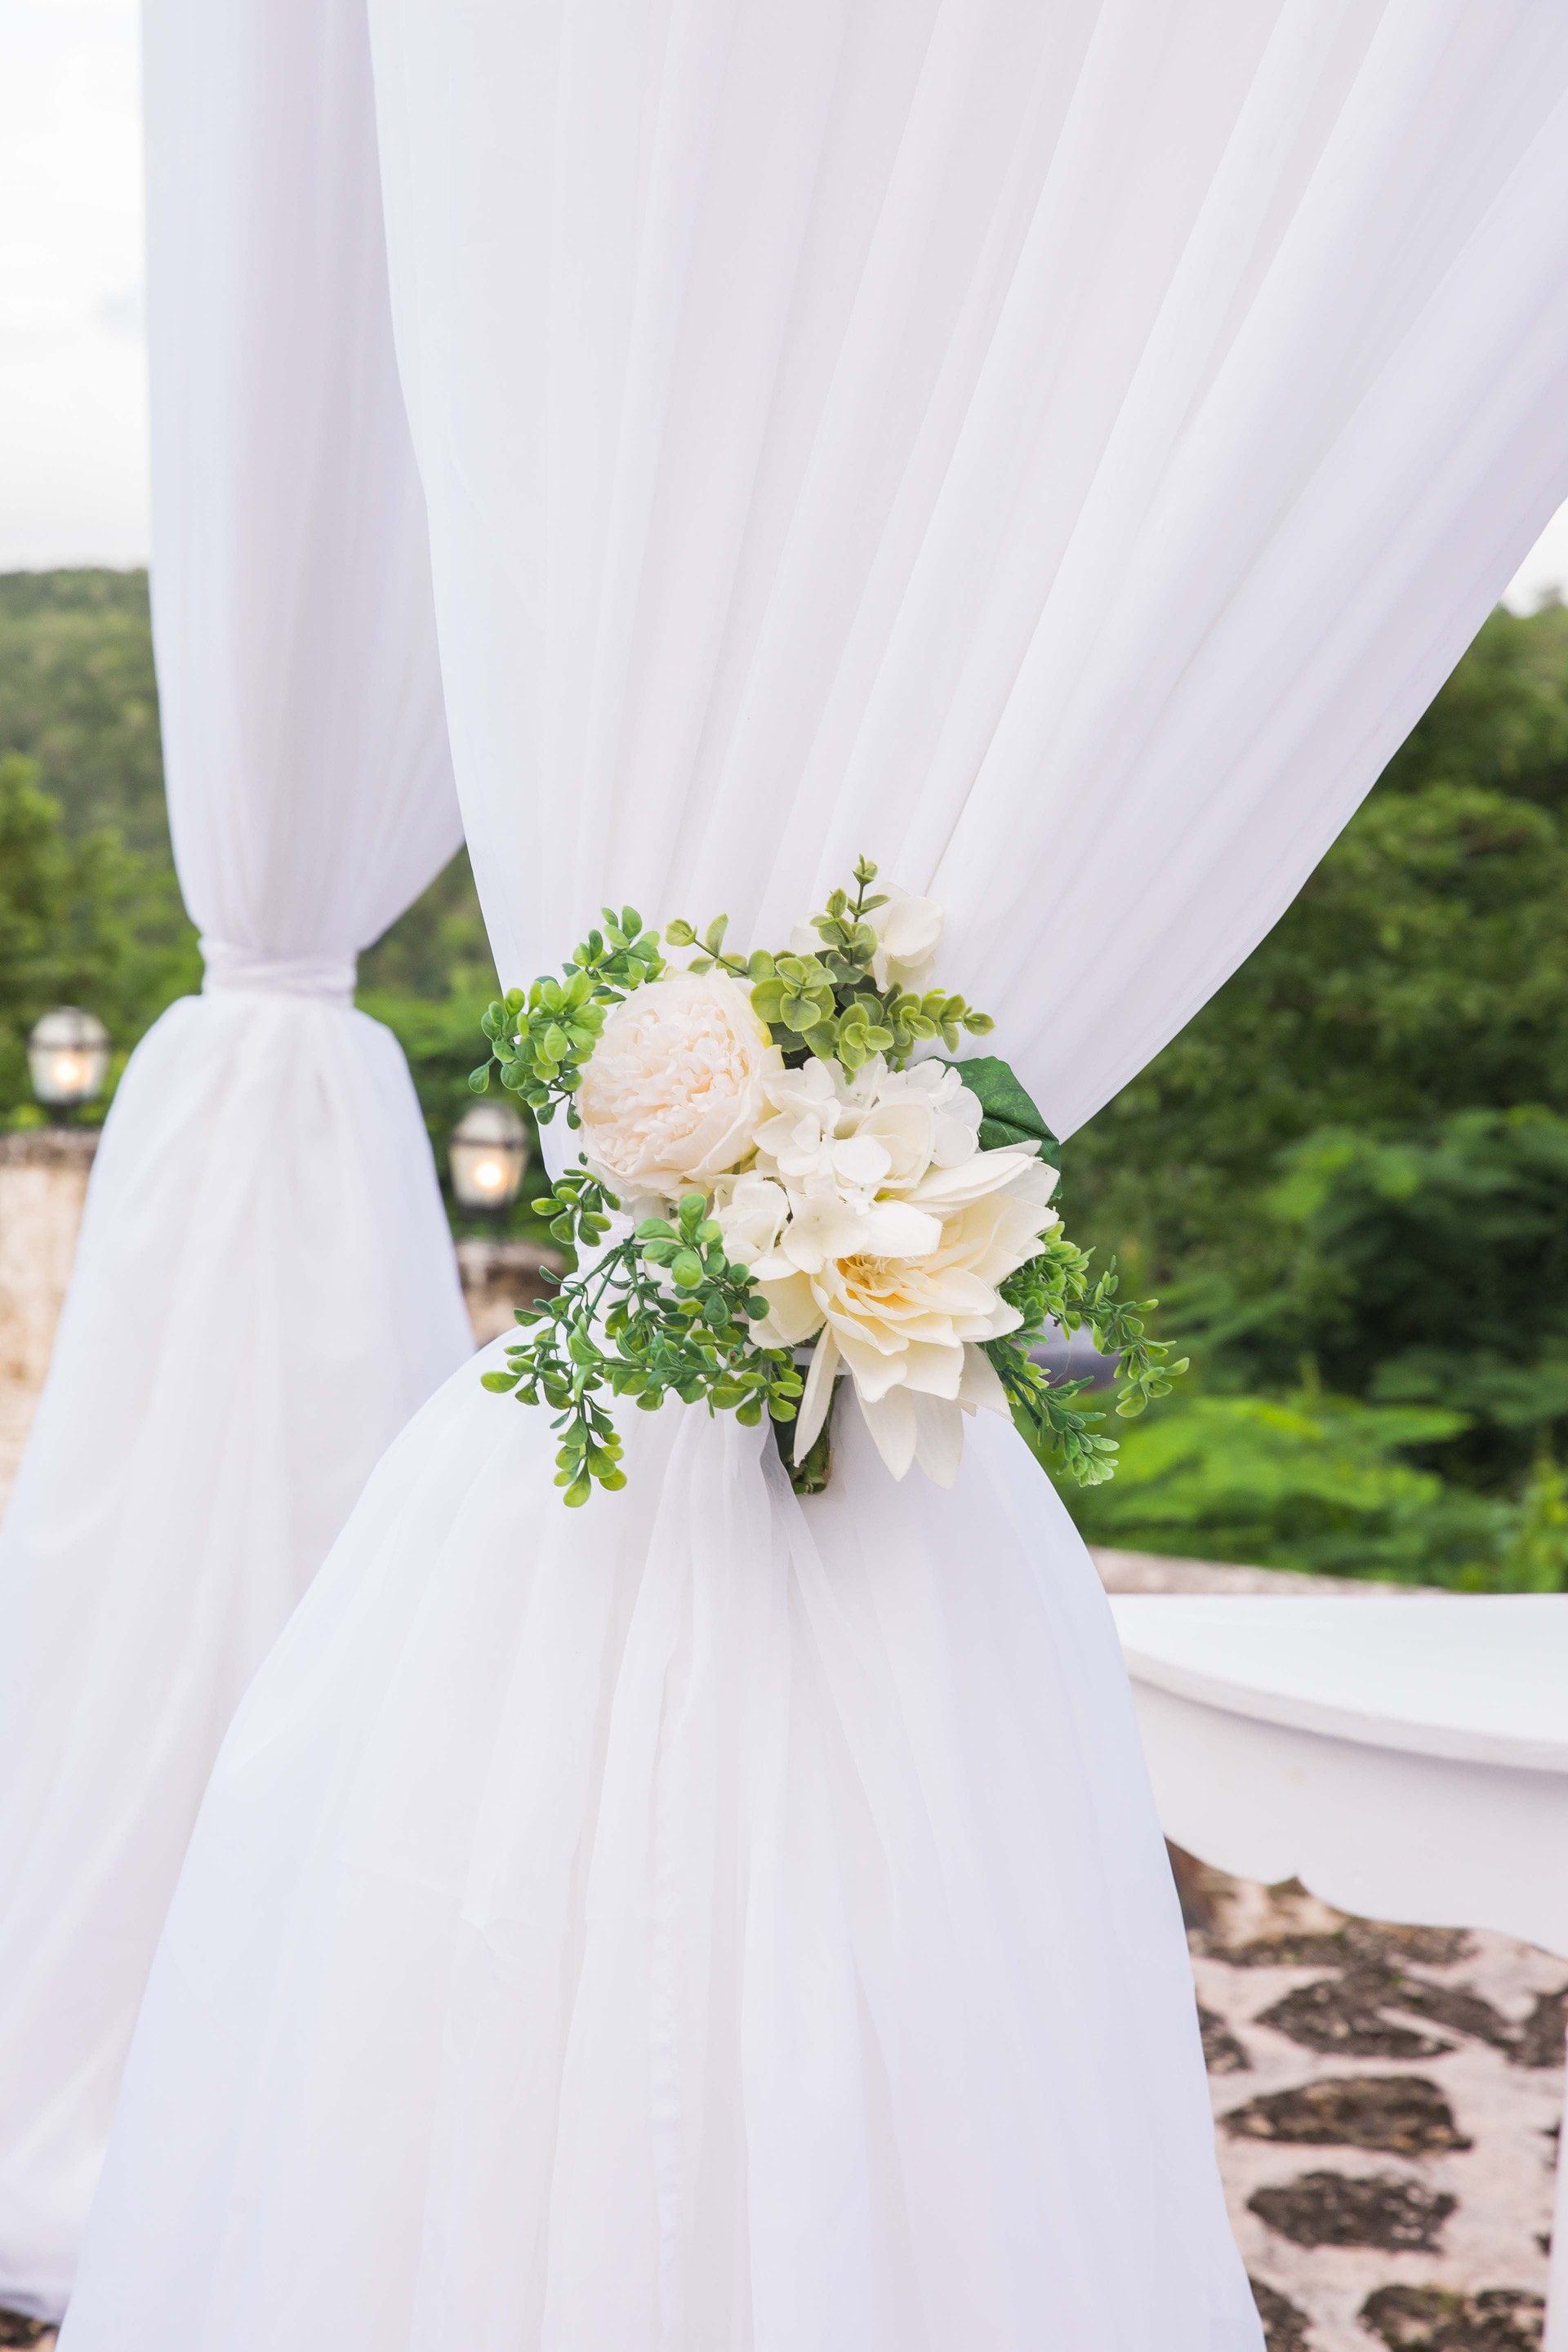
{"left": 0, "top": 0, "right": 472, "bottom": 2319}
{"left": 371, "top": 0, "right": 1568, "bottom": 1134}
{"left": 48, "top": 2, "right": 1568, "bottom": 2345}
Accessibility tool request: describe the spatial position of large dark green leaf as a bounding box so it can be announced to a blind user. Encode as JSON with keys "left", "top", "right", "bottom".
{"left": 948, "top": 1056, "right": 1060, "bottom": 1160}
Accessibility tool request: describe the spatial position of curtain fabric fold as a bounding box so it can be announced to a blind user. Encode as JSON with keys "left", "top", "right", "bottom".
{"left": 0, "top": 0, "right": 471, "bottom": 2320}
{"left": 372, "top": 0, "right": 1568, "bottom": 1128}
{"left": 51, "top": 1, "right": 1568, "bottom": 2345}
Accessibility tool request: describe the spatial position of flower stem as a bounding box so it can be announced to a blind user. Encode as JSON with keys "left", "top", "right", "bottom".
{"left": 773, "top": 1384, "right": 836, "bottom": 1495}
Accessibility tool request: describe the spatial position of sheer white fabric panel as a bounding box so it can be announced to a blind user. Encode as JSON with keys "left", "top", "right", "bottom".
{"left": 0, "top": 0, "right": 471, "bottom": 2321}
{"left": 372, "top": 0, "right": 1568, "bottom": 1137}
{"left": 55, "top": 5, "right": 1568, "bottom": 2348}
{"left": 60, "top": 1389, "right": 1264, "bottom": 2352}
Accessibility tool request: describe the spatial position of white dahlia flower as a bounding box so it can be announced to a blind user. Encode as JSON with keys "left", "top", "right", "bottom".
{"left": 733, "top": 1058, "right": 1060, "bottom": 1486}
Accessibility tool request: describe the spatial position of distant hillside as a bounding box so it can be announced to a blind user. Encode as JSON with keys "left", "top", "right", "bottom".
{"left": 0, "top": 569, "right": 166, "bottom": 853}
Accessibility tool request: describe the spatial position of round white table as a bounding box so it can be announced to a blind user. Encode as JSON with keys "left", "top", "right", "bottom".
{"left": 1110, "top": 1594, "right": 1568, "bottom": 2343}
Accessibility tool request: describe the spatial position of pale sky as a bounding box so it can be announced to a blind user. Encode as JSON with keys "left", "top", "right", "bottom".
{"left": 1, "top": 0, "right": 146, "bottom": 569}
{"left": 2, "top": 0, "right": 1567, "bottom": 609}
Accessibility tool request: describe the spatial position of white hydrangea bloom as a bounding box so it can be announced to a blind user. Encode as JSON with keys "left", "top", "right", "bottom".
{"left": 752, "top": 1054, "right": 981, "bottom": 1209}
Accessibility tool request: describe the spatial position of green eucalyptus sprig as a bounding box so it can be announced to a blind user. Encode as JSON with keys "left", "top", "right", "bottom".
{"left": 529, "top": 1165, "right": 619, "bottom": 1256}
{"left": 668, "top": 855, "right": 994, "bottom": 1074}
{"left": 482, "top": 1189, "right": 803, "bottom": 1504}
{"left": 467, "top": 905, "right": 665, "bottom": 1126}
{"left": 983, "top": 1236, "right": 1190, "bottom": 1486}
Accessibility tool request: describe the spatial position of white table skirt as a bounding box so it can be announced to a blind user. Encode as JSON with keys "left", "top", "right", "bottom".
{"left": 1111, "top": 1595, "right": 1568, "bottom": 2346}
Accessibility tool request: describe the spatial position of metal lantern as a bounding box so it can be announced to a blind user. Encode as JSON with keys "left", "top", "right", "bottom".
{"left": 448, "top": 1099, "right": 529, "bottom": 1213}
{"left": 27, "top": 1007, "right": 110, "bottom": 1113}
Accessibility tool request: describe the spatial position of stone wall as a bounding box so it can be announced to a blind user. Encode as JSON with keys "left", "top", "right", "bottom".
{"left": 0, "top": 1132, "right": 96, "bottom": 1497}
{"left": 453, "top": 1235, "right": 561, "bottom": 1342}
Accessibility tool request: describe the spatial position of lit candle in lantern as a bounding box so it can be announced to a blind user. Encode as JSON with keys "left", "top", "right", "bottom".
{"left": 27, "top": 1009, "right": 110, "bottom": 1116}
{"left": 448, "top": 1102, "right": 528, "bottom": 1214}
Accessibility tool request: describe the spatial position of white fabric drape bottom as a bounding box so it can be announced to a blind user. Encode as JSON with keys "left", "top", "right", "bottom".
{"left": 0, "top": 987, "right": 470, "bottom": 2323}
{"left": 59, "top": 1343, "right": 1260, "bottom": 2352}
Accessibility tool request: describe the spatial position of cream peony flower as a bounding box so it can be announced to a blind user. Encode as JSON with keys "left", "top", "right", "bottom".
{"left": 742, "top": 1064, "right": 1060, "bottom": 1483}
{"left": 577, "top": 970, "right": 783, "bottom": 1205}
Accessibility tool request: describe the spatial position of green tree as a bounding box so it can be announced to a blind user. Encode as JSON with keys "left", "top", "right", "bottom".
{"left": 0, "top": 751, "right": 196, "bottom": 1118}
{"left": 1071, "top": 773, "right": 1568, "bottom": 1296}
{"left": 0, "top": 571, "right": 167, "bottom": 853}
{"left": 1065, "top": 602, "right": 1568, "bottom": 1580}
{"left": 1254, "top": 1111, "right": 1568, "bottom": 1477}
{"left": 1073, "top": 606, "right": 1568, "bottom": 1241}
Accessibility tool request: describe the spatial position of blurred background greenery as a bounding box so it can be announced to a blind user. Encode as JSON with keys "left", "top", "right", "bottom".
{"left": 5, "top": 567, "right": 1567, "bottom": 1588}
{"left": 0, "top": 568, "right": 529, "bottom": 1242}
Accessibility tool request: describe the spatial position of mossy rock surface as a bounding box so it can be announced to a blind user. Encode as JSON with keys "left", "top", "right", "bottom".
{"left": 1360, "top": 2284, "right": 1545, "bottom": 2352}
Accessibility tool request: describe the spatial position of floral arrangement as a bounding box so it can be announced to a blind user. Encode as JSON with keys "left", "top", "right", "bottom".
{"left": 469, "top": 859, "right": 1185, "bottom": 1504}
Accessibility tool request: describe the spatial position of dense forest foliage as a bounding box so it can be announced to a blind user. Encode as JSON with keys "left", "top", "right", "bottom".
{"left": 4, "top": 567, "right": 1566, "bottom": 1588}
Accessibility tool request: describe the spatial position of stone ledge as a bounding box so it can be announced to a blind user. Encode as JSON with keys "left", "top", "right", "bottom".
{"left": 1092, "top": 1544, "right": 1401, "bottom": 1596}
{"left": 0, "top": 1129, "right": 100, "bottom": 1170}
{"left": 0, "top": 1134, "right": 97, "bottom": 1397}
{"left": 456, "top": 1236, "right": 565, "bottom": 1346}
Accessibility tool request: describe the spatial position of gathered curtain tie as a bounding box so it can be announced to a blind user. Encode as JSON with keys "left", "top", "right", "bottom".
{"left": 199, "top": 938, "right": 358, "bottom": 1004}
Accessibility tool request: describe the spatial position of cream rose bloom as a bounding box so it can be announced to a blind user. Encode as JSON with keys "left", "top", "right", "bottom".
{"left": 866, "top": 887, "right": 943, "bottom": 991}
{"left": 729, "top": 1053, "right": 1059, "bottom": 1486}
{"left": 789, "top": 882, "right": 943, "bottom": 992}
{"left": 576, "top": 970, "right": 783, "bottom": 1204}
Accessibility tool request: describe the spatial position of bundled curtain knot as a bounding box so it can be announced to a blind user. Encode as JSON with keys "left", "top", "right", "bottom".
{"left": 198, "top": 939, "right": 358, "bottom": 1004}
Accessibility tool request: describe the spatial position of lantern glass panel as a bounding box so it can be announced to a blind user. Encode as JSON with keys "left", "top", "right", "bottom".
{"left": 448, "top": 1101, "right": 528, "bottom": 1212}
{"left": 27, "top": 1008, "right": 110, "bottom": 1110}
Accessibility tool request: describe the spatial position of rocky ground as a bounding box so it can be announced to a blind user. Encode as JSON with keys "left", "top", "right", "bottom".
{"left": 1184, "top": 1855, "right": 1562, "bottom": 2352}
